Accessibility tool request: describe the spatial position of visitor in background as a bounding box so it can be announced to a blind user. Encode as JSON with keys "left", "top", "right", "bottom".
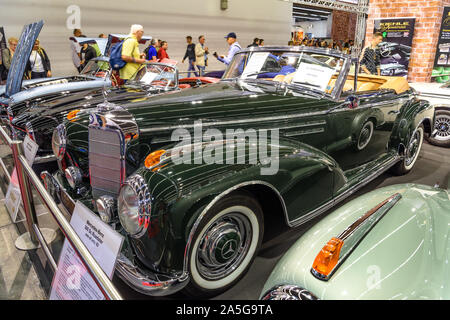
{"left": 248, "top": 38, "right": 259, "bottom": 48}
{"left": 182, "top": 36, "right": 198, "bottom": 77}
{"left": 360, "top": 32, "right": 383, "bottom": 76}
{"left": 342, "top": 42, "right": 350, "bottom": 54}
{"left": 70, "top": 29, "right": 82, "bottom": 72}
{"left": 2, "top": 37, "right": 18, "bottom": 70}
{"left": 195, "top": 35, "right": 209, "bottom": 76}
{"left": 120, "top": 24, "right": 147, "bottom": 82}
{"left": 214, "top": 32, "right": 241, "bottom": 66}
{"left": 157, "top": 41, "right": 169, "bottom": 61}
{"left": 26, "top": 39, "right": 51, "bottom": 79}
{"left": 0, "top": 37, "right": 18, "bottom": 83}
{"left": 258, "top": 38, "right": 264, "bottom": 46}
{"left": 145, "top": 39, "right": 158, "bottom": 62}
{"left": 80, "top": 41, "right": 97, "bottom": 69}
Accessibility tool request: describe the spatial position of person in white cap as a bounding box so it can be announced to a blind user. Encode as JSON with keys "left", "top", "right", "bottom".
{"left": 120, "top": 24, "right": 147, "bottom": 81}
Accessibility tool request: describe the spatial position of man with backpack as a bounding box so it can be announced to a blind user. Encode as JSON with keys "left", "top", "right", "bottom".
{"left": 118, "top": 24, "right": 147, "bottom": 81}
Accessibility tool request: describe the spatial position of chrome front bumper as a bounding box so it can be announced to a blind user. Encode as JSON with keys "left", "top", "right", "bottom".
{"left": 41, "top": 170, "right": 190, "bottom": 296}
{"left": 115, "top": 254, "right": 189, "bottom": 296}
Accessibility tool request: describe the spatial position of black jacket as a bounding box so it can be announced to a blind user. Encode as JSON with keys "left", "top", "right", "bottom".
{"left": 80, "top": 45, "right": 97, "bottom": 69}
{"left": 26, "top": 48, "right": 51, "bottom": 75}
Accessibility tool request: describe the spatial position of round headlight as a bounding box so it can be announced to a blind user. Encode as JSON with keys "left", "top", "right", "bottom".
{"left": 118, "top": 175, "right": 151, "bottom": 238}
{"left": 261, "top": 285, "right": 318, "bottom": 300}
{"left": 52, "top": 124, "right": 66, "bottom": 160}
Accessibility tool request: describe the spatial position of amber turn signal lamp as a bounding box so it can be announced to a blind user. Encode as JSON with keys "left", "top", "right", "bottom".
{"left": 144, "top": 150, "right": 166, "bottom": 169}
{"left": 67, "top": 109, "right": 81, "bottom": 121}
{"left": 312, "top": 237, "right": 344, "bottom": 278}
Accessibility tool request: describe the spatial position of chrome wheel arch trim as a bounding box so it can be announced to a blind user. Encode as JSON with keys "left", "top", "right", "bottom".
{"left": 182, "top": 180, "right": 287, "bottom": 275}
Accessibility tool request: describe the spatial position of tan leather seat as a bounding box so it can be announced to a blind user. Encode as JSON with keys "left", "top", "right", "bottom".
{"left": 273, "top": 74, "right": 285, "bottom": 82}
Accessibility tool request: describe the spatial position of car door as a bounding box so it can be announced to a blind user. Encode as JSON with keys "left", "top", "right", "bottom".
{"left": 327, "top": 90, "right": 405, "bottom": 171}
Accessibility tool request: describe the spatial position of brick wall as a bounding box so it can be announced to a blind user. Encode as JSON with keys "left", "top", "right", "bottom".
{"left": 331, "top": 10, "right": 358, "bottom": 42}
{"left": 365, "top": 0, "right": 450, "bottom": 82}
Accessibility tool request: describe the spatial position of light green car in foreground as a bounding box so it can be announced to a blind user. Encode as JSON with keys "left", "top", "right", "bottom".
{"left": 260, "top": 183, "right": 450, "bottom": 300}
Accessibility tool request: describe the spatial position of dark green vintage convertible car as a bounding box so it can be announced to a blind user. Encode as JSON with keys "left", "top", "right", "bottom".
{"left": 42, "top": 46, "right": 435, "bottom": 297}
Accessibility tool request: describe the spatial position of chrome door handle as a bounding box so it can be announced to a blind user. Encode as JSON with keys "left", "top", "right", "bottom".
{"left": 388, "top": 110, "right": 400, "bottom": 115}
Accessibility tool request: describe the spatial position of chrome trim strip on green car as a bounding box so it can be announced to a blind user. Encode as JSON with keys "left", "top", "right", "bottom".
{"left": 310, "top": 193, "right": 402, "bottom": 281}
{"left": 140, "top": 110, "right": 328, "bottom": 133}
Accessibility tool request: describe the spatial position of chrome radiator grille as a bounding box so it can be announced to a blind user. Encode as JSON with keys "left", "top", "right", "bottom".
{"left": 89, "top": 127, "right": 124, "bottom": 199}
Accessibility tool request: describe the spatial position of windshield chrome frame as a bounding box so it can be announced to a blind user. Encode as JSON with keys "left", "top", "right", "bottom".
{"left": 130, "top": 62, "right": 179, "bottom": 89}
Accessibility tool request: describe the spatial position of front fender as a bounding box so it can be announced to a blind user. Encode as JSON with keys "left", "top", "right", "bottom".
{"left": 126, "top": 137, "right": 345, "bottom": 274}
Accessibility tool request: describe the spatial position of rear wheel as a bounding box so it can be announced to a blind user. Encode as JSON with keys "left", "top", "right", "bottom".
{"left": 183, "top": 192, "right": 264, "bottom": 298}
{"left": 426, "top": 109, "right": 450, "bottom": 148}
{"left": 391, "top": 125, "right": 424, "bottom": 175}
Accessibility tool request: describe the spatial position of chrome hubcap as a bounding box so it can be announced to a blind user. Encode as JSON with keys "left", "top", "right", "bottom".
{"left": 196, "top": 213, "right": 252, "bottom": 281}
{"left": 358, "top": 122, "right": 373, "bottom": 149}
{"left": 434, "top": 114, "right": 450, "bottom": 141}
{"left": 406, "top": 130, "right": 420, "bottom": 166}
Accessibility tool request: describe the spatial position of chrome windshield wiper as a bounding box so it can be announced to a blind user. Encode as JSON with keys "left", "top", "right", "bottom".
{"left": 241, "top": 71, "right": 273, "bottom": 78}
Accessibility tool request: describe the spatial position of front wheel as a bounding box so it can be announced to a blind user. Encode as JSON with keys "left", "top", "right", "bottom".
{"left": 183, "top": 192, "right": 264, "bottom": 298}
{"left": 426, "top": 109, "right": 450, "bottom": 148}
{"left": 391, "top": 125, "right": 424, "bottom": 175}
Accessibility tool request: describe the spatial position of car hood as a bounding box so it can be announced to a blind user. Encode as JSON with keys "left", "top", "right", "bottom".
{"left": 5, "top": 20, "right": 43, "bottom": 98}
{"left": 0, "top": 77, "right": 65, "bottom": 97}
{"left": 116, "top": 80, "right": 330, "bottom": 132}
{"left": 261, "top": 184, "right": 450, "bottom": 300}
{"left": 8, "top": 76, "right": 110, "bottom": 109}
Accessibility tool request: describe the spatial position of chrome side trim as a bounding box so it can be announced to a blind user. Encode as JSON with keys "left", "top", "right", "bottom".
{"left": 183, "top": 180, "right": 288, "bottom": 276}
{"left": 140, "top": 110, "right": 328, "bottom": 133}
{"left": 310, "top": 193, "right": 402, "bottom": 281}
{"left": 284, "top": 128, "right": 325, "bottom": 137}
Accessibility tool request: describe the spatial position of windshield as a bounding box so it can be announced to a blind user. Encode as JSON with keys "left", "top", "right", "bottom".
{"left": 80, "top": 59, "right": 110, "bottom": 77}
{"left": 131, "top": 63, "right": 178, "bottom": 88}
{"left": 222, "top": 50, "right": 345, "bottom": 94}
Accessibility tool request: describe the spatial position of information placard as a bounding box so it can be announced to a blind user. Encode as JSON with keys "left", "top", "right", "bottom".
{"left": 50, "top": 201, "right": 124, "bottom": 300}
{"left": 293, "top": 62, "right": 335, "bottom": 91}
{"left": 432, "top": 7, "right": 450, "bottom": 83}
{"left": 23, "top": 135, "right": 39, "bottom": 164}
{"left": 242, "top": 52, "right": 270, "bottom": 78}
{"left": 373, "top": 18, "right": 416, "bottom": 78}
